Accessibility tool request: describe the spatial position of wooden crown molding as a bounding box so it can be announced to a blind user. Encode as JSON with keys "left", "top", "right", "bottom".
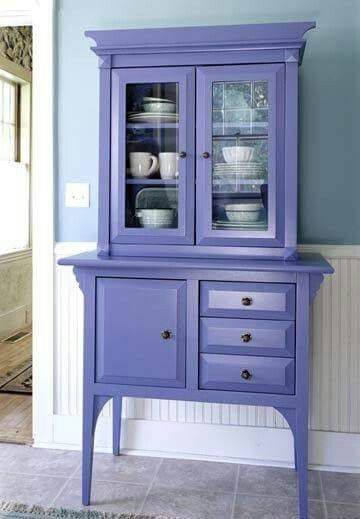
{"left": 85, "top": 22, "right": 316, "bottom": 65}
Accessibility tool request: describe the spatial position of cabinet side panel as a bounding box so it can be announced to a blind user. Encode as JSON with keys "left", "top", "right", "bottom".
{"left": 98, "top": 65, "right": 111, "bottom": 255}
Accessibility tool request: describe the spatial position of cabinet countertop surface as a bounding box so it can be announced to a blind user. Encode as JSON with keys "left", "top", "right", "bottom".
{"left": 59, "top": 250, "right": 333, "bottom": 274}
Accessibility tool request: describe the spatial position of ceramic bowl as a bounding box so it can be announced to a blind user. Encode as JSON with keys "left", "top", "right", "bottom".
{"left": 136, "top": 209, "right": 175, "bottom": 228}
{"left": 222, "top": 146, "right": 255, "bottom": 163}
{"left": 143, "top": 102, "right": 176, "bottom": 114}
{"left": 225, "top": 201, "right": 263, "bottom": 223}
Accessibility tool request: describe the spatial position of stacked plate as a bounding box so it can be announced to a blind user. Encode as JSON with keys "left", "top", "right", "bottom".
{"left": 213, "top": 162, "right": 265, "bottom": 179}
{"left": 128, "top": 112, "right": 179, "bottom": 123}
{"left": 128, "top": 97, "right": 179, "bottom": 123}
{"left": 213, "top": 219, "right": 267, "bottom": 230}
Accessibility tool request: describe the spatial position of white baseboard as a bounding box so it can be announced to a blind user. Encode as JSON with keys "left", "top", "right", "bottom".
{"left": 34, "top": 415, "right": 360, "bottom": 473}
{"left": 0, "top": 304, "right": 31, "bottom": 338}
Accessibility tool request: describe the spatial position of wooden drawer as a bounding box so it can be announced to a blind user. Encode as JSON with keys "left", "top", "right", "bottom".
{"left": 200, "top": 318, "right": 295, "bottom": 357}
{"left": 199, "top": 354, "right": 295, "bottom": 394}
{"left": 200, "top": 281, "right": 296, "bottom": 320}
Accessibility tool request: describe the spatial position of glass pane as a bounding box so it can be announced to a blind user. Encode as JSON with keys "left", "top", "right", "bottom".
{"left": 211, "top": 79, "right": 269, "bottom": 232}
{"left": 125, "top": 82, "right": 179, "bottom": 229}
{"left": 0, "top": 79, "right": 16, "bottom": 161}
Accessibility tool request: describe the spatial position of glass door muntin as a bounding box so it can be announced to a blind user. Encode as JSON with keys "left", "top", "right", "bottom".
{"left": 196, "top": 64, "right": 285, "bottom": 248}
{"left": 110, "top": 66, "right": 195, "bottom": 245}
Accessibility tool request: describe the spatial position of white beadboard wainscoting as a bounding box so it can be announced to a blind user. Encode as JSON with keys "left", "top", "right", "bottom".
{"left": 47, "top": 242, "right": 360, "bottom": 471}
{"left": 0, "top": 249, "right": 32, "bottom": 338}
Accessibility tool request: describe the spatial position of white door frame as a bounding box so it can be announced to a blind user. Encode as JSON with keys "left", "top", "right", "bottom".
{"left": 0, "top": 0, "right": 55, "bottom": 446}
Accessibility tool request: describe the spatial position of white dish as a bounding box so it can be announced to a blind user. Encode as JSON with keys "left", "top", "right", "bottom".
{"left": 214, "top": 163, "right": 262, "bottom": 170}
{"left": 143, "top": 96, "right": 176, "bottom": 104}
{"left": 222, "top": 146, "right": 255, "bottom": 163}
{"left": 225, "top": 201, "right": 263, "bottom": 223}
{"left": 143, "top": 102, "right": 176, "bottom": 114}
{"left": 225, "top": 201, "right": 263, "bottom": 211}
{"left": 135, "top": 187, "right": 178, "bottom": 210}
{"left": 225, "top": 210, "right": 262, "bottom": 223}
{"left": 213, "top": 172, "right": 263, "bottom": 180}
{"left": 213, "top": 218, "right": 267, "bottom": 229}
{"left": 136, "top": 208, "right": 175, "bottom": 228}
{"left": 128, "top": 112, "right": 179, "bottom": 123}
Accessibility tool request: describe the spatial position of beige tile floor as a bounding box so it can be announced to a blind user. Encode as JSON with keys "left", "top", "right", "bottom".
{"left": 0, "top": 443, "right": 358, "bottom": 518}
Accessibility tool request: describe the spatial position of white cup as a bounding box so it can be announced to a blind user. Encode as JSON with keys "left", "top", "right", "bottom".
{"left": 129, "top": 152, "right": 158, "bottom": 178}
{"left": 159, "top": 152, "right": 179, "bottom": 179}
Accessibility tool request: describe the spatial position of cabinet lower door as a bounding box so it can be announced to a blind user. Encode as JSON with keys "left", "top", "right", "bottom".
{"left": 96, "top": 278, "right": 186, "bottom": 387}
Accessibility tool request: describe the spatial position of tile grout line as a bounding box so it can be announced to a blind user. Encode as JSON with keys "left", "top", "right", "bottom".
{"left": 0, "top": 470, "right": 75, "bottom": 479}
{"left": 321, "top": 499, "right": 360, "bottom": 507}
{"left": 318, "top": 470, "right": 328, "bottom": 519}
{"left": 138, "top": 458, "right": 164, "bottom": 514}
{"left": 49, "top": 463, "right": 81, "bottom": 507}
{"left": 230, "top": 464, "right": 240, "bottom": 519}
{"left": 235, "top": 492, "right": 321, "bottom": 501}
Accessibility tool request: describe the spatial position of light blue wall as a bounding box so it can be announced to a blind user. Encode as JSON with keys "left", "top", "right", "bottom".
{"left": 57, "top": 0, "right": 360, "bottom": 244}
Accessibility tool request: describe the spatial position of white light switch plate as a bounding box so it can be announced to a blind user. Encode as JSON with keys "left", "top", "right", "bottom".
{"left": 65, "top": 182, "right": 90, "bottom": 208}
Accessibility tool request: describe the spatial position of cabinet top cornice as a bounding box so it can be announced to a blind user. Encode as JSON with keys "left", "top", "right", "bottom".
{"left": 85, "top": 22, "right": 315, "bottom": 64}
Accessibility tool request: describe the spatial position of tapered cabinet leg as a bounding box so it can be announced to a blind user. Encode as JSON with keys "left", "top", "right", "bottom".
{"left": 82, "top": 393, "right": 95, "bottom": 506}
{"left": 296, "top": 407, "right": 309, "bottom": 519}
{"left": 113, "top": 395, "right": 123, "bottom": 456}
{"left": 82, "top": 394, "right": 111, "bottom": 506}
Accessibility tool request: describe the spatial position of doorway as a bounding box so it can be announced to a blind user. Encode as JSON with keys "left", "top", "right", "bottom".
{"left": 0, "top": 25, "right": 32, "bottom": 443}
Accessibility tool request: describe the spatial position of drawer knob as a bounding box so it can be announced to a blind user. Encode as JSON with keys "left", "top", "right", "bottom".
{"left": 202, "top": 151, "right": 210, "bottom": 159}
{"left": 241, "top": 369, "right": 252, "bottom": 381}
{"left": 161, "top": 329, "right": 173, "bottom": 340}
{"left": 241, "top": 296, "right": 253, "bottom": 306}
{"left": 241, "top": 332, "right": 252, "bottom": 343}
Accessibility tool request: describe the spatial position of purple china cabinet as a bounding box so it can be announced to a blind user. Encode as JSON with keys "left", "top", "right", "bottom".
{"left": 59, "top": 22, "right": 333, "bottom": 519}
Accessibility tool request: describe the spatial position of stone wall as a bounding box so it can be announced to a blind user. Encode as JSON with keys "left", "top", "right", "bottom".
{"left": 0, "top": 26, "right": 32, "bottom": 70}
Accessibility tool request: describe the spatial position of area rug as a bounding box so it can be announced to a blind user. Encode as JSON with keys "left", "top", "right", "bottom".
{"left": 0, "top": 361, "right": 32, "bottom": 395}
{"left": 0, "top": 502, "right": 181, "bottom": 519}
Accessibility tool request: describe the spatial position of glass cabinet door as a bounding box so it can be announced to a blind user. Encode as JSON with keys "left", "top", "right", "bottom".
{"left": 111, "top": 67, "right": 195, "bottom": 245}
{"left": 196, "top": 65, "right": 285, "bottom": 248}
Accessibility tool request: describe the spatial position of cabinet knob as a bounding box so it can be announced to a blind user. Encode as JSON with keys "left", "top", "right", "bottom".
{"left": 161, "top": 329, "right": 173, "bottom": 340}
{"left": 202, "top": 151, "right": 210, "bottom": 159}
{"left": 241, "top": 296, "right": 253, "bottom": 306}
{"left": 241, "top": 369, "right": 252, "bottom": 381}
{"left": 241, "top": 332, "right": 252, "bottom": 343}
{"left": 179, "top": 151, "right": 186, "bottom": 158}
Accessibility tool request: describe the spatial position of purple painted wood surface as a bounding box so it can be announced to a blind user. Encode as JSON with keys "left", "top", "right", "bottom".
{"left": 59, "top": 250, "right": 334, "bottom": 275}
{"left": 110, "top": 66, "right": 195, "bottom": 245}
{"left": 85, "top": 22, "right": 315, "bottom": 66}
{"left": 200, "top": 318, "right": 295, "bottom": 357}
{"left": 96, "top": 278, "right": 186, "bottom": 387}
{"left": 63, "top": 22, "right": 331, "bottom": 519}
{"left": 109, "top": 243, "right": 299, "bottom": 260}
{"left": 97, "top": 65, "right": 111, "bottom": 256}
{"left": 89, "top": 22, "right": 315, "bottom": 260}
{"left": 199, "top": 353, "right": 295, "bottom": 394}
{"left": 196, "top": 64, "right": 285, "bottom": 248}
{"left": 200, "top": 281, "right": 296, "bottom": 320}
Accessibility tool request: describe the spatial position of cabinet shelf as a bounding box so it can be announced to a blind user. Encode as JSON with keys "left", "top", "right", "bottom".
{"left": 126, "top": 178, "right": 179, "bottom": 186}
